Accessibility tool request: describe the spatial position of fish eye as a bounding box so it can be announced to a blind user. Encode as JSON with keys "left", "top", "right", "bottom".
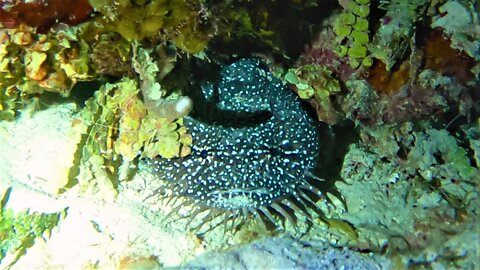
{"left": 199, "top": 149, "right": 208, "bottom": 158}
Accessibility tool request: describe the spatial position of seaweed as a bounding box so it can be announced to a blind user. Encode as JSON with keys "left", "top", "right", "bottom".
{"left": 67, "top": 45, "right": 193, "bottom": 193}
{"left": 0, "top": 24, "right": 99, "bottom": 120}
{"left": 333, "top": 0, "right": 372, "bottom": 69}
{"left": 0, "top": 188, "right": 67, "bottom": 268}
{"left": 89, "top": 0, "right": 211, "bottom": 54}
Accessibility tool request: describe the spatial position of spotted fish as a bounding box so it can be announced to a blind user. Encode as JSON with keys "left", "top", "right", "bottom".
{"left": 148, "top": 58, "right": 323, "bottom": 228}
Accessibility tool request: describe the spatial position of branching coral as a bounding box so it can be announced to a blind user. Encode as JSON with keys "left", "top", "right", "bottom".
{"left": 70, "top": 44, "right": 193, "bottom": 192}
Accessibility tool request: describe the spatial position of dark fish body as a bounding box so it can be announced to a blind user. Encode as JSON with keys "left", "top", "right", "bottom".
{"left": 148, "top": 58, "right": 322, "bottom": 228}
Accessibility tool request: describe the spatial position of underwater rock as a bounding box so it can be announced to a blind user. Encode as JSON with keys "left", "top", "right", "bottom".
{"left": 182, "top": 236, "right": 388, "bottom": 269}
{"left": 336, "top": 123, "right": 480, "bottom": 268}
{"left": 146, "top": 58, "right": 323, "bottom": 230}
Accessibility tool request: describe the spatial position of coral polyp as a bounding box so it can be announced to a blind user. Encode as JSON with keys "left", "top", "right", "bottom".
{"left": 146, "top": 58, "right": 324, "bottom": 231}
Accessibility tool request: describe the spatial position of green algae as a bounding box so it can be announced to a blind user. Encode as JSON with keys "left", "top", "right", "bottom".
{"left": 89, "top": 0, "right": 211, "bottom": 54}
{"left": 284, "top": 64, "right": 341, "bottom": 123}
{"left": 0, "top": 188, "right": 66, "bottom": 268}
{"left": 0, "top": 25, "right": 99, "bottom": 120}
{"left": 333, "top": 0, "right": 372, "bottom": 69}
{"left": 70, "top": 77, "right": 192, "bottom": 193}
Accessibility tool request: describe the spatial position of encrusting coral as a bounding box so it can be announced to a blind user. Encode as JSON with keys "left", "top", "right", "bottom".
{"left": 336, "top": 122, "right": 479, "bottom": 268}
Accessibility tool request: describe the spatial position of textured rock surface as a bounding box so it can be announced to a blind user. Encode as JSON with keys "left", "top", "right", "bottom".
{"left": 182, "top": 236, "right": 389, "bottom": 270}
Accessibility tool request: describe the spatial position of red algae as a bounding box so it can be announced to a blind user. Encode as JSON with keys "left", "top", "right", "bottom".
{"left": 367, "top": 59, "right": 411, "bottom": 95}
{"left": 421, "top": 30, "right": 475, "bottom": 83}
{"left": 0, "top": 0, "right": 92, "bottom": 31}
{"left": 367, "top": 29, "right": 475, "bottom": 95}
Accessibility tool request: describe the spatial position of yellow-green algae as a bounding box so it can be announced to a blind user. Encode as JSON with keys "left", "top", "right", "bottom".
{"left": 284, "top": 64, "right": 342, "bottom": 124}
{"left": 0, "top": 188, "right": 66, "bottom": 268}
{"left": 333, "top": 0, "right": 372, "bottom": 68}
{"left": 88, "top": 0, "right": 211, "bottom": 54}
{"left": 70, "top": 77, "right": 191, "bottom": 194}
{"left": 0, "top": 25, "right": 98, "bottom": 120}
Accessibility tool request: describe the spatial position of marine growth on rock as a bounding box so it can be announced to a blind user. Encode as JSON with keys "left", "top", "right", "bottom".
{"left": 146, "top": 58, "right": 324, "bottom": 230}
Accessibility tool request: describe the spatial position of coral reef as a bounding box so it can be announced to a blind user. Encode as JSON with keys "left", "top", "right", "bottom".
{"left": 295, "top": 33, "right": 477, "bottom": 126}
{"left": 431, "top": 0, "right": 480, "bottom": 65}
{"left": 368, "top": 29, "right": 476, "bottom": 95}
{"left": 335, "top": 123, "right": 479, "bottom": 268}
{"left": 298, "top": 28, "right": 356, "bottom": 82}
{"left": 90, "top": 33, "right": 133, "bottom": 77}
{"left": 67, "top": 42, "right": 194, "bottom": 193}
{"left": 183, "top": 236, "right": 389, "bottom": 269}
{"left": 420, "top": 30, "right": 476, "bottom": 83}
{"left": 373, "top": 69, "right": 476, "bottom": 124}
{"left": 284, "top": 64, "right": 342, "bottom": 124}
{"left": 0, "top": 0, "right": 479, "bottom": 268}
{"left": 132, "top": 45, "right": 193, "bottom": 122}
{"left": 74, "top": 77, "right": 192, "bottom": 193}
{"left": 369, "top": 0, "right": 429, "bottom": 72}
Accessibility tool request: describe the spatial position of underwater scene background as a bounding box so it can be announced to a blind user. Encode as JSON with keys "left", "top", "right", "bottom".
{"left": 0, "top": 0, "right": 479, "bottom": 269}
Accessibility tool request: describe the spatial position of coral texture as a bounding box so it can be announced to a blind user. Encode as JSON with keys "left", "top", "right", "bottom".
{"left": 336, "top": 123, "right": 479, "bottom": 268}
